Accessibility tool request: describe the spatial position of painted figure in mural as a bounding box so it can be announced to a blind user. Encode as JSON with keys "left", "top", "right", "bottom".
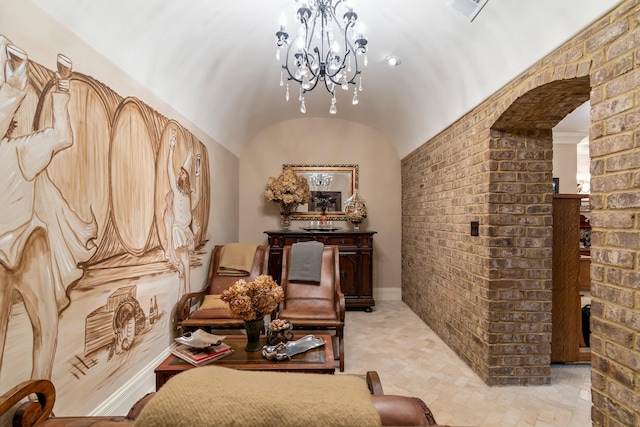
{"left": 0, "top": 36, "right": 97, "bottom": 381}
{"left": 165, "top": 129, "right": 201, "bottom": 297}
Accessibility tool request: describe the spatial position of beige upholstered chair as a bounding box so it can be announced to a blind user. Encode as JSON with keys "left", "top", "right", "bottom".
{"left": 277, "top": 244, "right": 346, "bottom": 371}
{"left": 176, "top": 244, "right": 269, "bottom": 332}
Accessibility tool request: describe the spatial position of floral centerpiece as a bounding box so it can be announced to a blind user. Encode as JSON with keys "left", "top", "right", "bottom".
{"left": 220, "top": 275, "right": 284, "bottom": 351}
{"left": 265, "top": 168, "right": 311, "bottom": 229}
{"left": 220, "top": 275, "right": 283, "bottom": 321}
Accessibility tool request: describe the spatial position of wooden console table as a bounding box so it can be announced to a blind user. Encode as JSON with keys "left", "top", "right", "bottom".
{"left": 264, "top": 230, "right": 376, "bottom": 311}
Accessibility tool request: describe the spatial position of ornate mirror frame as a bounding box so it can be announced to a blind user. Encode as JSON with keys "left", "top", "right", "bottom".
{"left": 283, "top": 164, "right": 358, "bottom": 220}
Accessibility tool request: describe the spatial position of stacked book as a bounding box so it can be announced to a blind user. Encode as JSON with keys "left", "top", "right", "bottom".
{"left": 171, "top": 330, "right": 234, "bottom": 367}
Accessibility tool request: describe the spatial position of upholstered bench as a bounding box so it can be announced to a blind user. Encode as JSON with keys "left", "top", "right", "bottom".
{"left": 2, "top": 368, "right": 444, "bottom": 426}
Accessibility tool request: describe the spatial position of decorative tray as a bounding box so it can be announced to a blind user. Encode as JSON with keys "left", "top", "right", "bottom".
{"left": 262, "top": 335, "right": 325, "bottom": 361}
{"left": 301, "top": 227, "right": 342, "bottom": 232}
{"left": 174, "top": 330, "right": 226, "bottom": 348}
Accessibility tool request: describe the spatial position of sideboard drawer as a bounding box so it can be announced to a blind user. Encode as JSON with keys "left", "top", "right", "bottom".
{"left": 325, "top": 235, "right": 358, "bottom": 246}
{"left": 280, "top": 235, "right": 318, "bottom": 246}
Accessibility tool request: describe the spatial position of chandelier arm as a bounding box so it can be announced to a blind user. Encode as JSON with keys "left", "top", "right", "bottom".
{"left": 304, "top": 46, "right": 321, "bottom": 81}
{"left": 306, "top": 9, "right": 317, "bottom": 57}
{"left": 283, "top": 12, "right": 314, "bottom": 84}
{"left": 323, "top": 47, "right": 352, "bottom": 82}
{"left": 326, "top": 5, "right": 356, "bottom": 85}
{"left": 322, "top": 74, "right": 336, "bottom": 95}
{"left": 282, "top": 48, "right": 303, "bottom": 83}
{"left": 343, "top": 41, "right": 361, "bottom": 84}
{"left": 303, "top": 74, "right": 321, "bottom": 94}
{"left": 299, "top": 7, "right": 322, "bottom": 85}
{"left": 328, "top": 2, "right": 345, "bottom": 33}
{"left": 338, "top": 6, "right": 363, "bottom": 85}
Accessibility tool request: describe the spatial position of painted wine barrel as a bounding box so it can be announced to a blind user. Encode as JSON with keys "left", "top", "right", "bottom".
{"left": 109, "top": 97, "right": 163, "bottom": 257}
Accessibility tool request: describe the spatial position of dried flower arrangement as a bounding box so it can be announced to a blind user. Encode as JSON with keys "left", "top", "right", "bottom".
{"left": 220, "top": 275, "right": 284, "bottom": 321}
{"left": 264, "top": 167, "right": 311, "bottom": 209}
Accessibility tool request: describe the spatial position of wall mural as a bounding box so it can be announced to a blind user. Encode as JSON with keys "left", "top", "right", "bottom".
{"left": 0, "top": 34, "right": 211, "bottom": 414}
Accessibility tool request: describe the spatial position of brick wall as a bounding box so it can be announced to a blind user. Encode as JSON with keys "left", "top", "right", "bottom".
{"left": 402, "top": 0, "right": 640, "bottom": 423}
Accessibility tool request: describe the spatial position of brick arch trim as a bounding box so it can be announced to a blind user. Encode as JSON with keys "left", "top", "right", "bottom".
{"left": 492, "top": 75, "right": 590, "bottom": 132}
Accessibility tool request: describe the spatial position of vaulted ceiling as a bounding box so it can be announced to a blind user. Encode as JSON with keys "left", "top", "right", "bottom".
{"left": 32, "top": 0, "right": 621, "bottom": 158}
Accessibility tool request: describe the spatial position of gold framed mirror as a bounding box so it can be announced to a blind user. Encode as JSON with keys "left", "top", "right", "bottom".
{"left": 283, "top": 164, "right": 358, "bottom": 220}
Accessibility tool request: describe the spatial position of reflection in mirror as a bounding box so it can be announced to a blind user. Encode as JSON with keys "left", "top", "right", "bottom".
{"left": 283, "top": 164, "right": 358, "bottom": 220}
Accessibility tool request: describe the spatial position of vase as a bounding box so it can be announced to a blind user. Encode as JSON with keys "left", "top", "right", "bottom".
{"left": 344, "top": 190, "right": 367, "bottom": 230}
{"left": 280, "top": 203, "right": 297, "bottom": 230}
{"left": 243, "top": 318, "right": 264, "bottom": 352}
{"left": 280, "top": 212, "right": 292, "bottom": 230}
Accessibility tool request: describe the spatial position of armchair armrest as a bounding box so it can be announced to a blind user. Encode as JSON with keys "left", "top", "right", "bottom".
{"left": 331, "top": 246, "right": 346, "bottom": 322}
{"left": 371, "top": 395, "right": 440, "bottom": 426}
{"left": 176, "top": 288, "right": 208, "bottom": 322}
{"left": 335, "top": 291, "right": 346, "bottom": 323}
{"left": 0, "top": 379, "right": 55, "bottom": 426}
{"left": 365, "top": 371, "right": 384, "bottom": 395}
{"left": 365, "top": 372, "right": 440, "bottom": 426}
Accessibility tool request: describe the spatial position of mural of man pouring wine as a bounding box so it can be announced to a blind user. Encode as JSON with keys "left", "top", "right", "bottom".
{"left": 0, "top": 36, "right": 97, "bottom": 382}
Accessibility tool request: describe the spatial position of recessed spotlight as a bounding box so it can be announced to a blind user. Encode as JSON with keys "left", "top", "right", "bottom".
{"left": 386, "top": 55, "right": 401, "bottom": 66}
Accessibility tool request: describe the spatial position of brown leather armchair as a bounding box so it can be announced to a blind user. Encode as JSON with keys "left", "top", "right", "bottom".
{"left": 176, "top": 245, "right": 269, "bottom": 332}
{"left": 1, "top": 373, "right": 444, "bottom": 426}
{"left": 277, "top": 244, "right": 346, "bottom": 371}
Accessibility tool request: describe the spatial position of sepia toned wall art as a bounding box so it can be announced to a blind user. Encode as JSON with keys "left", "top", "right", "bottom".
{"left": 0, "top": 34, "right": 211, "bottom": 415}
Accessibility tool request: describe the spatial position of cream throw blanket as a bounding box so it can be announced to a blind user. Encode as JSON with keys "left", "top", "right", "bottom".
{"left": 134, "top": 366, "right": 382, "bottom": 427}
{"left": 217, "top": 243, "right": 259, "bottom": 276}
{"left": 200, "top": 294, "right": 228, "bottom": 310}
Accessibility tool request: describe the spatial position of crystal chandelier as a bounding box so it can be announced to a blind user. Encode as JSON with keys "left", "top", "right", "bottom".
{"left": 275, "top": 0, "right": 368, "bottom": 114}
{"left": 308, "top": 173, "right": 333, "bottom": 190}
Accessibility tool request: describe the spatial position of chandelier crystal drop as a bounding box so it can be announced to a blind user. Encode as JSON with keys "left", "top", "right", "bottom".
{"left": 275, "top": 0, "right": 368, "bottom": 114}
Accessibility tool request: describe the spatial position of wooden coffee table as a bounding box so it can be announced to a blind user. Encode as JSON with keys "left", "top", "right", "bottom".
{"left": 155, "top": 334, "right": 335, "bottom": 390}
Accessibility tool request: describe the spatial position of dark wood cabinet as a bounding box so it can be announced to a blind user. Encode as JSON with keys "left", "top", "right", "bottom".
{"left": 264, "top": 230, "right": 376, "bottom": 311}
{"left": 552, "top": 194, "right": 590, "bottom": 363}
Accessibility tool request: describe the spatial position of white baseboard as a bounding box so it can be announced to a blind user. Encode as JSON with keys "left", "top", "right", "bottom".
{"left": 373, "top": 287, "right": 402, "bottom": 302}
{"left": 89, "top": 349, "right": 170, "bottom": 416}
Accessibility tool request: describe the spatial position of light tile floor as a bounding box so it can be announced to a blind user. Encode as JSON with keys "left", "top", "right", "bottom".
{"left": 340, "top": 301, "right": 591, "bottom": 427}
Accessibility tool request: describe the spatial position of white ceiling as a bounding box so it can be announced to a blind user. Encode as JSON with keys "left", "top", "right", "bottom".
{"left": 32, "top": 0, "right": 620, "bottom": 158}
{"left": 554, "top": 101, "right": 590, "bottom": 136}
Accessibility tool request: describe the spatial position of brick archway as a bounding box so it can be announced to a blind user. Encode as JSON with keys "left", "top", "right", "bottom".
{"left": 484, "top": 76, "right": 591, "bottom": 385}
